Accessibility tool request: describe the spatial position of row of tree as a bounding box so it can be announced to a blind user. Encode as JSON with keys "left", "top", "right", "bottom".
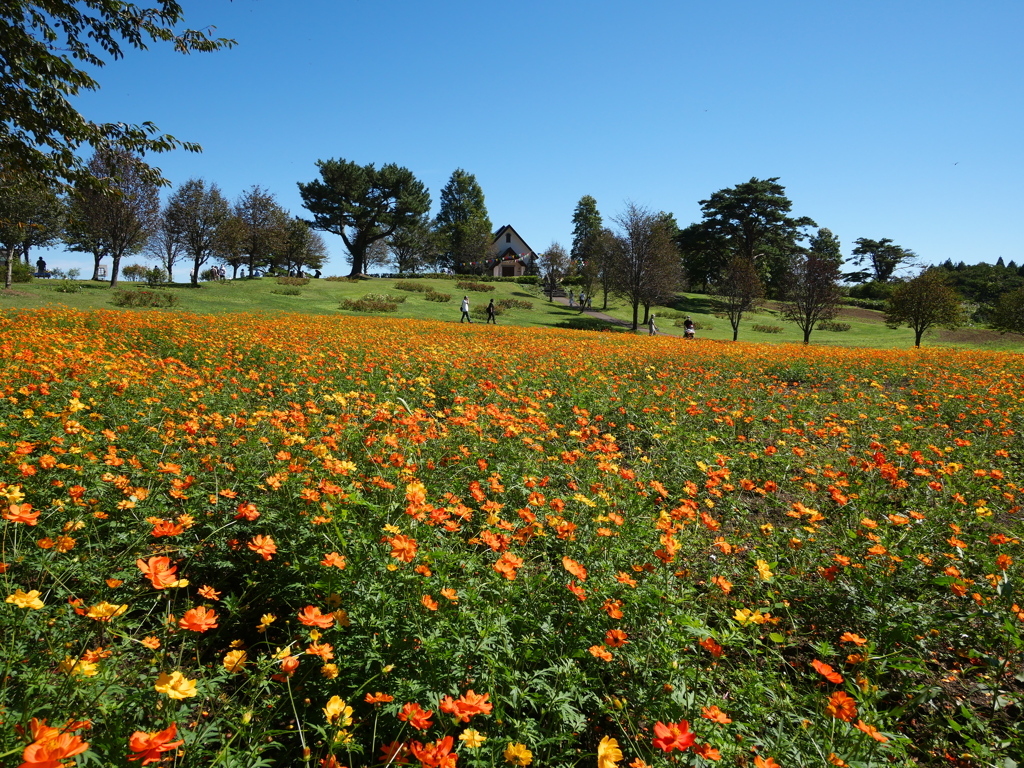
{"left": 1, "top": 149, "right": 328, "bottom": 287}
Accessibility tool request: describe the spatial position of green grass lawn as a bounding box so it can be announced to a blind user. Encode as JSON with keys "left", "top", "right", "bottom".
{"left": 4, "top": 275, "right": 1022, "bottom": 351}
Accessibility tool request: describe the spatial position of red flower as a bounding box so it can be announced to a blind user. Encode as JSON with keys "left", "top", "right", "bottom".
{"left": 409, "top": 736, "right": 456, "bottom": 768}
{"left": 178, "top": 606, "right": 218, "bottom": 632}
{"left": 811, "top": 659, "right": 844, "bottom": 684}
{"left": 128, "top": 722, "right": 184, "bottom": 765}
{"left": 398, "top": 702, "right": 433, "bottom": 731}
{"left": 652, "top": 720, "right": 695, "bottom": 753}
{"left": 298, "top": 606, "right": 335, "bottom": 628}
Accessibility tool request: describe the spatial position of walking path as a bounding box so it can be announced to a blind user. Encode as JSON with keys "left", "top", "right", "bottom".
{"left": 549, "top": 295, "right": 682, "bottom": 337}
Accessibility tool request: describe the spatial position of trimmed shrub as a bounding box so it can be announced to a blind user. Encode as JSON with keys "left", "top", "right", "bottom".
{"left": 276, "top": 276, "right": 310, "bottom": 287}
{"left": 456, "top": 280, "right": 494, "bottom": 292}
{"left": 395, "top": 280, "right": 430, "bottom": 292}
{"left": 111, "top": 289, "right": 180, "bottom": 308}
{"left": 751, "top": 323, "right": 784, "bottom": 334}
{"left": 339, "top": 297, "right": 399, "bottom": 313}
{"left": 817, "top": 321, "right": 851, "bottom": 332}
{"left": 498, "top": 298, "right": 532, "bottom": 311}
{"left": 425, "top": 290, "right": 452, "bottom": 303}
{"left": 271, "top": 288, "right": 302, "bottom": 296}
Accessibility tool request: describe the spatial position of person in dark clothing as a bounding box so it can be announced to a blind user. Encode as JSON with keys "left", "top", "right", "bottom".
{"left": 486, "top": 299, "right": 497, "bottom": 324}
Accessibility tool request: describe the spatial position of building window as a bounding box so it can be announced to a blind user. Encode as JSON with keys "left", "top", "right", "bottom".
{"left": 505, "top": 233, "right": 511, "bottom": 243}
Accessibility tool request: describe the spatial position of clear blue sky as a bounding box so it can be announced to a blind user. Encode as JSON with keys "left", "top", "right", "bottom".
{"left": 45, "top": 0, "right": 1024, "bottom": 275}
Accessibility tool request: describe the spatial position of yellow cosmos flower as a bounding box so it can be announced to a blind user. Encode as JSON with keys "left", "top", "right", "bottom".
{"left": 597, "top": 736, "right": 623, "bottom": 768}
{"left": 86, "top": 601, "right": 128, "bottom": 621}
{"left": 323, "top": 695, "right": 353, "bottom": 727}
{"left": 222, "top": 649, "right": 247, "bottom": 673}
{"left": 504, "top": 742, "right": 533, "bottom": 767}
{"left": 459, "top": 729, "right": 487, "bottom": 749}
{"left": 6, "top": 589, "right": 45, "bottom": 610}
{"left": 154, "top": 670, "right": 198, "bottom": 699}
{"left": 60, "top": 656, "right": 99, "bottom": 677}
{"left": 755, "top": 559, "right": 774, "bottom": 580}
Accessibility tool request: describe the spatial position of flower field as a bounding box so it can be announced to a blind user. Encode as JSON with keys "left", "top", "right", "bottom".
{"left": 1, "top": 308, "right": 1021, "bottom": 768}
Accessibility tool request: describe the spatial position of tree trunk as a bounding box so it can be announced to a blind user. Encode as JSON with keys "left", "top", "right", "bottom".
{"left": 4, "top": 247, "right": 13, "bottom": 289}
{"left": 92, "top": 251, "right": 105, "bottom": 281}
{"left": 631, "top": 302, "right": 639, "bottom": 331}
{"left": 109, "top": 252, "right": 122, "bottom": 288}
{"left": 914, "top": 329, "right": 923, "bottom": 347}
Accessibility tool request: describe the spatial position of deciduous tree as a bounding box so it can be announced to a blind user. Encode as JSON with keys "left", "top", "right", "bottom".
{"left": 885, "top": 269, "right": 965, "bottom": 347}
{"left": 990, "top": 287, "right": 1024, "bottom": 336}
{"left": 145, "top": 205, "right": 185, "bottom": 283}
{"left": 387, "top": 214, "right": 436, "bottom": 274}
{"left": 63, "top": 149, "right": 160, "bottom": 287}
{"left": 0, "top": 177, "right": 62, "bottom": 288}
{"left": 235, "top": 186, "right": 288, "bottom": 277}
{"left": 611, "top": 203, "right": 683, "bottom": 331}
{"left": 780, "top": 228, "right": 844, "bottom": 344}
{"left": 277, "top": 218, "right": 327, "bottom": 276}
{"left": 165, "top": 178, "right": 230, "bottom": 286}
{"left": 711, "top": 256, "right": 765, "bottom": 341}
{"left": 1, "top": 1, "right": 233, "bottom": 191}
{"left": 298, "top": 159, "right": 430, "bottom": 278}
{"left": 435, "top": 169, "right": 492, "bottom": 274}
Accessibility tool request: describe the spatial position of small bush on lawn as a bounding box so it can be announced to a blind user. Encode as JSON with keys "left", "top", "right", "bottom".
{"left": 395, "top": 280, "right": 430, "bottom": 292}
{"left": 339, "top": 297, "right": 399, "bottom": 312}
{"left": 52, "top": 280, "right": 83, "bottom": 294}
{"left": 456, "top": 280, "right": 494, "bottom": 292}
{"left": 752, "top": 323, "right": 784, "bottom": 333}
{"left": 276, "top": 276, "right": 310, "bottom": 286}
{"left": 270, "top": 288, "right": 302, "bottom": 296}
{"left": 325, "top": 275, "right": 361, "bottom": 282}
{"left": 817, "top": 320, "right": 852, "bottom": 332}
{"left": 425, "top": 290, "right": 452, "bottom": 302}
{"left": 111, "top": 289, "right": 180, "bottom": 307}
{"left": 498, "top": 298, "right": 532, "bottom": 311}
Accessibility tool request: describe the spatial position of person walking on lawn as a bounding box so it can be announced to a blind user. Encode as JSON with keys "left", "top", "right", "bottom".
{"left": 460, "top": 296, "right": 472, "bottom": 323}
{"left": 486, "top": 298, "right": 497, "bottom": 324}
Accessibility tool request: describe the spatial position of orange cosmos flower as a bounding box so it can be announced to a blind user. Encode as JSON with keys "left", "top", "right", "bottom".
{"left": 421, "top": 594, "right": 439, "bottom": 611}
{"left": 589, "top": 644, "right": 613, "bottom": 661}
{"left": 615, "top": 571, "right": 637, "bottom": 587}
{"left": 853, "top": 720, "right": 889, "bottom": 743}
{"left": 321, "top": 551, "right": 347, "bottom": 569}
{"left": 562, "top": 556, "right": 587, "bottom": 581}
{"left": 566, "top": 581, "right": 586, "bottom": 601}
{"left": 439, "top": 690, "right": 493, "bottom": 723}
{"left": 701, "top": 705, "right": 732, "bottom": 724}
{"left": 601, "top": 599, "right": 624, "bottom": 619}
{"left": 652, "top": 719, "right": 695, "bottom": 753}
{"left": 179, "top": 606, "right": 219, "bottom": 632}
{"left": 234, "top": 502, "right": 259, "bottom": 521}
{"left": 700, "top": 637, "right": 724, "bottom": 658}
{"left": 398, "top": 702, "right": 433, "bottom": 731}
{"left": 605, "top": 629, "right": 628, "bottom": 647}
{"left": 826, "top": 691, "right": 857, "bottom": 722}
{"left": 409, "top": 735, "right": 456, "bottom": 768}
{"left": 136, "top": 556, "right": 182, "bottom": 590}
{"left": 298, "top": 606, "right": 335, "bottom": 628}
{"left": 21, "top": 719, "right": 90, "bottom": 766}
{"left": 440, "top": 587, "right": 458, "bottom": 603}
{"left": 365, "top": 691, "right": 394, "bottom": 705}
{"left": 710, "top": 575, "right": 732, "bottom": 594}
{"left": 4, "top": 502, "right": 40, "bottom": 525}
{"left": 839, "top": 631, "right": 867, "bottom": 645}
{"left": 388, "top": 534, "right": 418, "bottom": 563}
{"left": 127, "top": 722, "right": 184, "bottom": 764}
{"left": 811, "top": 659, "right": 844, "bottom": 684}
{"left": 248, "top": 535, "right": 277, "bottom": 560}
{"left": 754, "top": 757, "right": 781, "bottom": 768}
{"left": 493, "top": 552, "right": 524, "bottom": 580}
{"left": 197, "top": 585, "right": 221, "bottom": 601}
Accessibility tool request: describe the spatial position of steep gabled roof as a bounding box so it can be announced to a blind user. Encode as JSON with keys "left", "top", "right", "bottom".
{"left": 491, "top": 224, "right": 536, "bottom": 256}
